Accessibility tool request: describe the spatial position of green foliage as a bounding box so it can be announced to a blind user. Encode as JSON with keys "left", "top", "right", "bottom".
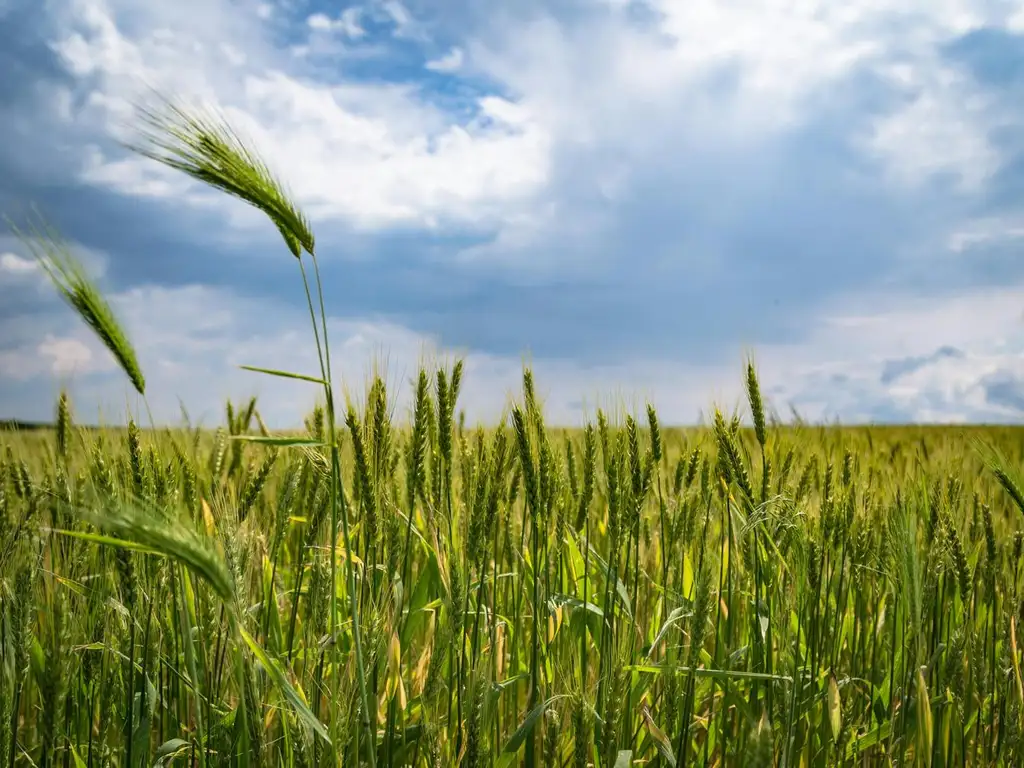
{"left": 6, "top": 397, "right": 1024, "bottom": 766}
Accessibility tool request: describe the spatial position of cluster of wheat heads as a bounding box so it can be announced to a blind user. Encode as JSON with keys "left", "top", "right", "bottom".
{"left": 4, "top": 100, "right": 1024, "bottom": 767}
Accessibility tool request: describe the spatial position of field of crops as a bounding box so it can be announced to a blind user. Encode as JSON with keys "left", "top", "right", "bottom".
{"left": 5, "top": 382, "right": 1024, "bottom": 767}
{"left": 6, "top": 99, "right": 1024, "bottom": 767}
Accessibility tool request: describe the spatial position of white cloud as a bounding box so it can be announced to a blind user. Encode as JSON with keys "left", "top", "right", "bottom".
{"left": 307, "top": 13, "right": 333, "bottom": 31}
{"left": 49, "top": 0, "right": 270, "bottom": 106}
{"left": 0, "top": 238, "right": 110, "bottom": 300}
{"left": 776, "top": 350, "right": 1024, "bottom": 424}
{"left": 426, "top": 47, "right": 463, "bottom": 72}
{"left": 465, "top": 0, "right": 1019, "bottom": 189}
{"left": 0, "top": 327, "right": 115, "bottom": 382}
{"left": 44, "top": 0, "right": 1024, "bottom": 248}
{"left": 232, "top": 75, "right": 551, "bottom": 228}
{"left": 48, "top": 0, "right": 552, "bottom": 231}
{"left": 4, "top": 276, "right": 1024, "bottom": 425}
{"left": 39, "top": 334, "right": 99, "bottom": 375}
{"left": 80, "top": 144, "right": 196, "bottom": 198}
{"left": 747, "top": 283, "right": 1024, "bottom": 422}
{"left": 380, "top": 1, "right": 424, "bottom": 40}
{"left": 307, "top": 7, "right": 368, "bottom": 37}
{"left": 947, "top": 215, "right": 1024, "bottom": 252}
{"left": 0, "top": 252, "right": 37, "bottom": 277}
{"left": 0, "top": 279, "right": 731, "bottom": 424}
{"left": 339, "top": 7, "right": 366, "bottom": 38}
{"left": 863, "top": 63, "right": 1001, "bottom": 191}
{"left": 308, "top": 7, "right": 366, "bottom": 37}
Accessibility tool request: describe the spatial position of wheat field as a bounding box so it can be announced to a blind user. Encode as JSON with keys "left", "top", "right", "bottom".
{"left": 4, "top": 98, "right": 1024, "bottom": 767}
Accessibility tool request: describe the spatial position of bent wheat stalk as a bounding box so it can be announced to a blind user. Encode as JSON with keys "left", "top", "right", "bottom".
{"left": 129, "top": 96, "right": 374, "bottom": 764}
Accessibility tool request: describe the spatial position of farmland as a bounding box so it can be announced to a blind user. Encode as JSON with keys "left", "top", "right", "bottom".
{"left": 4, "top": 387, "right": 1024, "bottom": 766}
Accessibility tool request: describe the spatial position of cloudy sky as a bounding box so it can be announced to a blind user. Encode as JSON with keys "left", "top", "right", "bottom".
{"left": 2, "top": 0, "right": 1024, "bottom": 426}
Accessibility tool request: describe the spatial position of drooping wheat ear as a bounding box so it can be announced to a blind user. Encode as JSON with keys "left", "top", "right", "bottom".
{"left": 11, "top": 214, "right": 146, "bottom": 395}
{"left": 979, "top": 439, "right": 1024, "bottom": 520}
{"left": 87, "top": 497, "right": 236, "bottom": 604}
{"left": 130, "top": 98, "right": 314, "bottom": 258}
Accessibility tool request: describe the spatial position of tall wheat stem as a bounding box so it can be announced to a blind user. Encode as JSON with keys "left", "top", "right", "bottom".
{"left": 302, "top": 251, "right": 375, "bottom": 766}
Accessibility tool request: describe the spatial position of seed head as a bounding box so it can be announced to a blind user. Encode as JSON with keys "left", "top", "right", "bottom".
{"left": 745, "top": 361, "right": 767, "bottom": 449}
{"left": 13, "top": 214, "right": 145, "bottom": 394}
{"left": 132, "top": 99, "right": 314, "bottom": 258}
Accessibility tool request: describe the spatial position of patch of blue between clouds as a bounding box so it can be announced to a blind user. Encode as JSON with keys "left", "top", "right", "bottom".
{"left": 981, "top": 369, "right": 1024, "bottom": 412}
